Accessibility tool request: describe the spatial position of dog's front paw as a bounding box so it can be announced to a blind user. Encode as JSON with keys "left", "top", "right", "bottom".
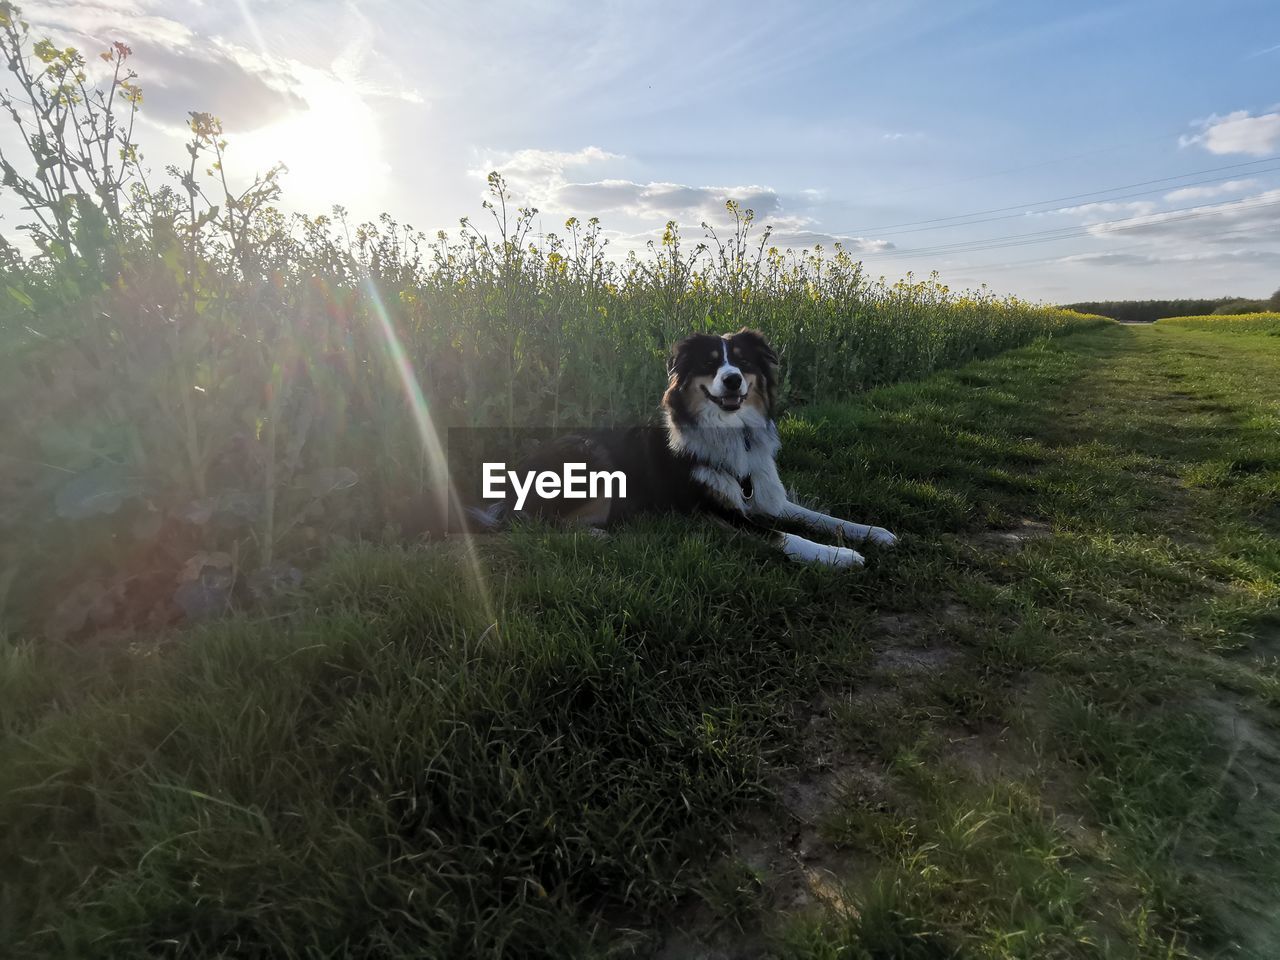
{"left": 829, "top": 546, "right": 866, "bottom": 568}
{"left": 866, "top": 526, "right": 898, "bottom": 547}
{"left": 781, "top": 534, "right": 865, "bottom": 568}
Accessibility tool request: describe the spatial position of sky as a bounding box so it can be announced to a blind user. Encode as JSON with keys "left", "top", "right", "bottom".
{"left": 11, "top": 0, "right": 1280, "bottom": 302}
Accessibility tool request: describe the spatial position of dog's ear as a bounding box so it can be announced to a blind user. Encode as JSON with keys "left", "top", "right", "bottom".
{"left": 666, "top": 341, "right": 681, "bottom": 377}
{"left": 663, "top": 335, "right": 699, "bottom": 425}
{"left": 735, "top": 328, "right": 778, "bottom": 367}
{"left": 735, "top": 327, "right": 781, "bottom": 411}
{"left": 666, "top": 334, "right": 699, "bottom": 380}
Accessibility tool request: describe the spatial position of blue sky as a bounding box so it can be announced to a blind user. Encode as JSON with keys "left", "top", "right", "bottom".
{"left": 20, "top": 0, "right": 1280, "bottom": 301}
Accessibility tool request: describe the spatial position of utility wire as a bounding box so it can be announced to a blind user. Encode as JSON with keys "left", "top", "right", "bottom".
{"left": 838, "top": 164, "right": 1280, "bottom": 239}
{"left": 858, "top": 194, "right": 1280, "bottom": 262}
{"left": 832, "top": 126, "right": 1194, "bottom": 203}
{"left": 824, "top": 156, "right": 1280, "bottom": 236}
{"left": 962, "top": 221, "right": 1280, "bottom": 274}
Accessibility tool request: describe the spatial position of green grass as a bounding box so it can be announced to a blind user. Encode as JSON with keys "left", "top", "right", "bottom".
{"left": 4, "top": 323, "right": 1280, "bottom": 958}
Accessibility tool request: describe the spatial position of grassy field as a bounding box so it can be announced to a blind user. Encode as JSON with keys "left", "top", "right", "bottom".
{"left": 4, "top": 321, "right": 1278, "bottom": 958}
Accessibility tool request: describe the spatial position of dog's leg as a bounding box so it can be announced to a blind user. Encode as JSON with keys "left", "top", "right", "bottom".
{"left": 776, "top": 531, "right": 865, "bottom": 567}
{"left": 744, "top": 460, "right": 897, "bottom": 548}
{"left": 775, "top": 501, "right": 898, "bottom": 547}
{"left": 703, "top": 503, "right": 865, "bottom": 567}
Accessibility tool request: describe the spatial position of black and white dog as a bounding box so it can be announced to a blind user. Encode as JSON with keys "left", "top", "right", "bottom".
{"left": 470, "top": 329, "right": 897, "bottom": 566}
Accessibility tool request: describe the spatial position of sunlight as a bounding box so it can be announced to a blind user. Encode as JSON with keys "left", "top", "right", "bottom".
{"left": 362, "top": 278, "right": 496, "bottom": 626}
{"left": 235, "top": 68, "right": 390, "bottom": 212}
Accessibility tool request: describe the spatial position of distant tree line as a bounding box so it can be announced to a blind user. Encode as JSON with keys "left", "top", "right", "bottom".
{"left": 1064, "top": 289, "right": 1280, "bottom": 323}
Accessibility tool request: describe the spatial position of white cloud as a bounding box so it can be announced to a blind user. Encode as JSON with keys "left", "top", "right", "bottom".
{"left": 1061, "top": 249, "right": 1280, "bottom": 268}
{"left": 478, "top": 145, "right": 894, "bottom": 251}
{"left": 1163, "top": 179, "right": 1257, "bottom": 202}
{"left": 18, "top": 2, "right": 417, "bottom": 215}
{"left": 610, "top": 223, "right": 893, "bottom": 255}
{"left": 326, "top": 5, "right": 425, "bottom": 106}
{"left": 555, "top": 179, "right": 784, "bottom": 222}
{"left": 767, "top": 230, "right": 894, "bottom": 252}
{"left": 474, "top": 146, "right": 622, "bottom": 199}
{"left": 1085, "top": 188, "right": 1280, "bottom": 247}
{"left": 478, "top": 145, "right": 775, "bottom": 222}
{"left": 127, "top": 41, "right": 307, "bottom": 133}
{"left": 1180, "top": 110, "right": 1280, "bottom": 156}
{"left": 29, "top": 0, "right": 194, "bottom": 49}
{"left": 1059, "top": 252, "right": 1152, "bottom": 267}
{"left": 26, "top": 3, "right": 384, "bottom": 134}
{"left": 1046, "top": 200, "right": 1158, "bottom": 217}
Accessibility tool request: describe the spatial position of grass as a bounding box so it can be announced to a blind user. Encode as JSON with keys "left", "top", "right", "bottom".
{"left": 3, "top": 322, "right": 1279, "bottom": 958}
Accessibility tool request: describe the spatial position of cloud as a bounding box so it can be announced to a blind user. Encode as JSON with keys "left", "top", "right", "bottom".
{"left": 1045, "top": 200, "right": 1158, "bottom": 217}
{"left": 329, "top": 3, "right": 425, "bottom": 105}
{"left": 479, "top": 145, "right": 778, "bottom": 223}
{"left": 1061, "top": 248, "right": 1280, "bottom": 268}
{"left": 1086, "top": 188, "right": 1280, "bottom": 245}
{"left": 1163, "top": 179, "right": 1257, "bottom": 203}
{"left": 1058, "top": 252, "right": 1152, "bottom": 267}
{"left": 28, "top": 3, "right": 309, "bottom": 133}
{"left": 554, "top": 179, "right": 784, "bottom": 222}
{"left": 766, "top": 230, "right": 894, "bottom": 252}
{"left": 476, "top": 146, "right": 621, "bottom": 196}
{"left": 27, "top": 2, "right": 419, "bottom": 135}
{"left": 610, "top": 224, "right": 894, "bottom": 255}
{"left": 1180, "top": 110, "right": 1280, "bottom": 156}
{"left": 30, "top": 0, "right": 194, "bottom": 49}
{"left": 481, "top": 145, "right": 895, "bottom": 251}
{"left": 19, "top": 1, "right": 420, "bottom": 216}
{"left": 130, "top": 42, "right": 307, "bottom": 133}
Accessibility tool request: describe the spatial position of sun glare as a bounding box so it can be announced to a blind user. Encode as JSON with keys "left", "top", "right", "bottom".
{"left": 234, "top": 69, "right": 389, "bottom": 213}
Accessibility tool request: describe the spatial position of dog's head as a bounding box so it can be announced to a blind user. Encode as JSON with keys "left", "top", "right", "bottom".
{"left": 663, "top": 328, "right": 780, "bottom": 425}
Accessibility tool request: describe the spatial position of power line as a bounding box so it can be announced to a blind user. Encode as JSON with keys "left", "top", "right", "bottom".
{"left": 827, "top": 126, "right": 1193, "bottom": 205}
{"left": 824, "top": 156, "right": 1280, "bottom": 236}
{"left": 862, "top": 198, "right": 1280, "bottom": 264}
{"left": 857, "top": 193, "right": 1280, "bottom": 262}
{"left": 962, "top": 221, "right": 1280, "bottom": 274}
{"left": 837, "top": 164, "right": 1280, "bottom": 239}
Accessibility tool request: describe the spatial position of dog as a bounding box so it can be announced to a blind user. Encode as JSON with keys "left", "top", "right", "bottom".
{"left": 468, "top": 328, "right": 897, "bottom": 566}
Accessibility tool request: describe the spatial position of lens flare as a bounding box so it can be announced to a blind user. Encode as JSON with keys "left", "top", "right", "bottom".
{"left": 363, "top": 277, "right": 495, "bottom": 625}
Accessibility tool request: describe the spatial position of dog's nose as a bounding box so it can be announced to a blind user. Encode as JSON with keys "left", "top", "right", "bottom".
{"left": 722, "top": 372, "right": 742, "bottom": 391}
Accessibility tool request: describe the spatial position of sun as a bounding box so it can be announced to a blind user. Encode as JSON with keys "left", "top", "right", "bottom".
{"left": 232, "top": 67, "right": 390, "bottom": 215}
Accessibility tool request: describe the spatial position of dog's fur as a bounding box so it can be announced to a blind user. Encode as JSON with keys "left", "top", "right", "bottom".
{"left": 470, "top": 329, "right": 897, "bottom": 566}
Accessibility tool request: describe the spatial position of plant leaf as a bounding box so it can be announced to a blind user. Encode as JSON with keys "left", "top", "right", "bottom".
{"left": 55, "top": 463, "right": 142, "bottom": 520}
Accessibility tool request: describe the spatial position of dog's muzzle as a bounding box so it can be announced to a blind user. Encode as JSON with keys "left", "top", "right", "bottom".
{"left": 701, "top": 383, "right": 748, "bottom": 412}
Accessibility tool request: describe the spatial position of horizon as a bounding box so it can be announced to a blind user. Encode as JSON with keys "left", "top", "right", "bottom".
{"left": 11, "top": 0, "right": 1280, "bottom": 302}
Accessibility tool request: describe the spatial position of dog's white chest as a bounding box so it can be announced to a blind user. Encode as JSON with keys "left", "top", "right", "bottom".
{"left": 677, "top": 414, "right": 787, "bottom": 513}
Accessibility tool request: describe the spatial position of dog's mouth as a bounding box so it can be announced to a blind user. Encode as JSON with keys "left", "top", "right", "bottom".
{"left": 701, "top": 384, "right": 748, "bottom": 412}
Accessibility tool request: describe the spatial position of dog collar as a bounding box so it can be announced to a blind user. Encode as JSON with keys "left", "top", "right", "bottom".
{"left": 739, "top": 428, "right": 754, "bottom": 500}
{"left": 739, "top": 474, "right": 754, "bottom": 501}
